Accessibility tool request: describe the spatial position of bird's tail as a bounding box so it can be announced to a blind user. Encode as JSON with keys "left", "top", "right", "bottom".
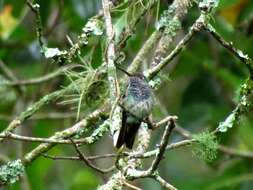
{"left": 115, "top": 122, "right": 141, "bottom": 149}
{"left": 124, "top": 123, "right": 140, "bottom": 149}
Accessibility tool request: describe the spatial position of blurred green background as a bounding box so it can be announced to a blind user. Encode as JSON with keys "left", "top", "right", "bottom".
{"left": 0, "top": 0, "right": 253, "bottom": 189}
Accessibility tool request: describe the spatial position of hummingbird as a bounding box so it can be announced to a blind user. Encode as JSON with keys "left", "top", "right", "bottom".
{"left": 115, "top": 72, "right": 154, "bottom": 149}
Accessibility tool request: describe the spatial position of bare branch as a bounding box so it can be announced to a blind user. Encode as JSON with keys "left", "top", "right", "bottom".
{"left": 128, "top": 139, "right": 195, "bottom": 160}
{"left": 205, "top": 24, "right": 253, "bottom": 78}
{"left": 70, "top": 139, "right": 115, "bottom": 174}
{"left": 22, "top": 106, "right": 108, "bottom": 165}
{"left": 41, "top": 153, "right": 116, "bottom": 161}
{"left": 2, "top": 64, "right": 83, "bottom": 86}
{"left": 123, "top": 181, "right": 142, "bottom": 190}
{"left": 0, "top": 132, "right": 103, "bottom": 144}
{"left": 219, "top": 145, "right": 253, "bottom": 159}
{"left": 0, "top": 59, "right": 18, "bottom": 82}
{"left": 153, "top": 175, "right": 177, "bottom": 190}
{"left": 149, "top": 118, "right": 176, "bottom": 173}
{"left": 146, "top": 13, "right": 208, "bottom": 79}
{"left": 26, "top": 1, "right": 44, "bottom": 49}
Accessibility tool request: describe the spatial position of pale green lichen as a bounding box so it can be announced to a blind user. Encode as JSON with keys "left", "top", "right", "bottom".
{"left": 85, "top": 119, "right": 110, "bottom": 144}
{"left": 97, "top": 172, "right": 122, "bottom": 190}
{"left": 218, "top": 112, "right": 236, "bottom": 132}
{"left": 82, "top": 18, "right": 104, "bottom": 36}
{"left": 192, "top": 131, "right": 218, "bottom": 162}
{"left": 218, "top": 79, "right": 253, "bottom": 133}
{"left": 33, "top": 3, "right": 40, "bottom": 8}
{"left": 0, "top": 159, "right": 25, "bottom": 185}
{"left": 111, "top": 106, "right": 122, "bottom": 135}
{"left": 80, "top": 18, "right": 103, "bottom": 45}
{"left": 199, "top": 0, "right": 220, "bottom": 12}
{"left": 43, "top": 47, "right": 67, "bottom": 58}
{"left": 148, "top": 77, "right": 161, "bottom": 90}
{"left": 155, "top": 6, "right": 181, "bottom": 37}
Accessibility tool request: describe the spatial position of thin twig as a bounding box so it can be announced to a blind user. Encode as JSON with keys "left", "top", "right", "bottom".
{"left": 128, "top": 139, "right": 195, "bottom": 159}
{"left": 41, "top": 153, "right": 117, "bottom": 161}
{"left": 219, "top": 145, "right": 253, "bottom": 159}
{"left": 0, "top": 112, "right": 77, "bottom": 121}
{"left": 2, "top": 64, "right": 83, "bottom": 86}
{"left": 153, "top": 175, "right": 177, "bottom": 190}
{"left": 0, "top": 59, "right": 18, "bottom": 81}
{"left": 149, "top": 118, "right": 176, "bottom": 173}
{"left": 70, "top": 139, "right": 115, "bottom": 174}
{"left": 124, "top": 181, "right": 142, "bottom": 190}
{"left": 0, "top": 132, "right": 94, "bottom": 144}
{"left": 205, "top": 24, "right": 253, "bottom": 79}
{"left": 26, "top": 1, "right": 44, "bottom": 49}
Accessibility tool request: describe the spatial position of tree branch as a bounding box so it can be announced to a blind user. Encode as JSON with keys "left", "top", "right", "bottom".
{"left": 21, "top": 106, "right": 108, "bottom": 165}
{"left": 205, "top": 24, "right": 253, "bottom": 79}
{"left": 102, "top": 0, "right": 122, "bottom": 144}
{"left": 70, "top": 139, "right": 115, "bottom": 174}
{"left": 149, "top": 118, "right": 176, "bottom": 173}
{"left": 41, "top": 153, "right": 116, "bottom": 161}
{"left": 26, "top": 0, "right": 44, "bottom": 49}
{"left": 123, "top": 119, "right": 178, "bottom": 190}
{"left": 146, "top": 13, "right": 208, "bottom": 79}
{"left": 2, "top": 64, "right": 83, "bottom": 86}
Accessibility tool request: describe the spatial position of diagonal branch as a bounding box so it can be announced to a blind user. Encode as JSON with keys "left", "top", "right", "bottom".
{"left": 149, "top": 118, "right": 176, "bottom": 173}
{"left": 41, "top": 153, "right": 116, "bottom": 161}
{"left": 70, "top": 139, "right": 115, "bottom": 174}
{"left": 205, "top": 24, "right": 253, "bottom": 79}
{"left": 2, "top": 64, "right": 83, "bottom": 86}
{"left": 146, "top": 13, "right": 208, "bottom": 79}
{"left": 153, "top": 175, "right": 177, "bottom": 190}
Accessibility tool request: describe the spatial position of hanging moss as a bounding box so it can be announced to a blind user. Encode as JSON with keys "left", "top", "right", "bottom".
{"left": 192, "top": 131, "right": 218, "bottom": 162}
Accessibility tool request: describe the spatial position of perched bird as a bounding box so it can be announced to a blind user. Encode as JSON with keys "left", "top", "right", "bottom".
{"left": 116, "top": 73, "right": 154, "bottom": 149}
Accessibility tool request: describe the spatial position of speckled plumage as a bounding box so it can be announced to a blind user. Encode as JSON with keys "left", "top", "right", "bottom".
{"left": 116, "top": 74, "right": 154, "bottom": 149}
